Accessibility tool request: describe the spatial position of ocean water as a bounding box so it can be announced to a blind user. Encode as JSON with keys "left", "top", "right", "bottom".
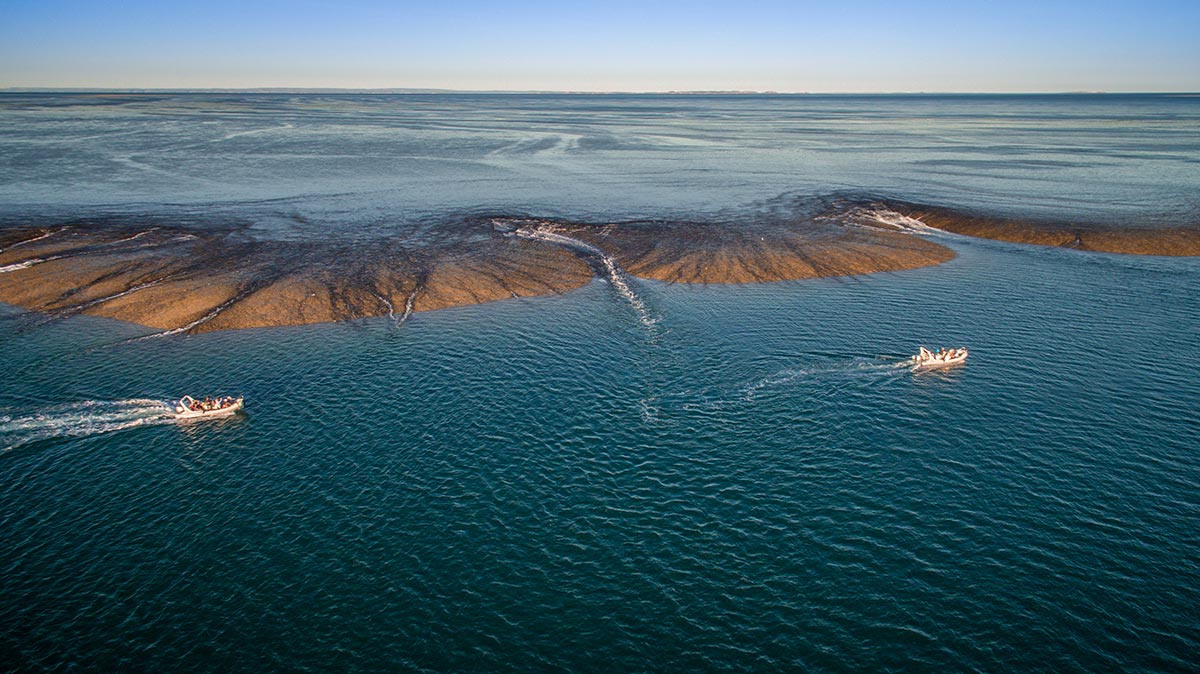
{"left": 2, "top": 93, "right": 1199, "bottom": 231}
{"left": 1, "top": 94, "right": 1199, "bottom": 671}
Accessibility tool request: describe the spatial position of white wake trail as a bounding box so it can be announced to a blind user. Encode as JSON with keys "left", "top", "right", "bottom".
{"left": 680, "top": 357, "right": 913, "bottom": 411}
{"left": 0, "top": 398, "right": 176, "bottom": 451}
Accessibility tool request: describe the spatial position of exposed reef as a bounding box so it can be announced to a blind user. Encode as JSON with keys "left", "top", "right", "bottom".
{"left": 0, "top": 223, "right": 594, "bottom": 333}
{"left": 890, "top": 203, "right": 1200, "bottom": 256}
{"left": 536, "top": 217, "right": 954, "bottom": 283}
{"left": 5, "top": 201, "right": 1194, "bottom": 334}
{"left": 0, "top": 209, "right": 954, "bottom": 334}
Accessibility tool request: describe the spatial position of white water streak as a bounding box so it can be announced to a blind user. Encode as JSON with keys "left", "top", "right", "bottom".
{"left": 373, "top": 287, "right": 417, "bottom": 326}
{"left": 401, "top": 289, "right": 417, "bottom": 323}
{"left": 374, "top": 292, "right": 397, "bottom": 323}
{"left": 72, "top": 279, "right": 165, "bottom": 311}
{"left": 0, "top": 229, "right": 60, "bottom": 255}
{"left": 513, "top": 224, "right": 658, "bottom": 330}
{"left": 0, "top": 255, "right": 65, "bottom": 273}
{"left": 0, "top": 230, "right": 165, "bottom": 274}
{"left": 132, "top": 294, "right": 241, "bottom": 340}
{"left": 681, "top": 358, "right": 912, "bottom": 412}
{"left": 0, "top": 399, "right": 174, "bottom": 452}
{"left": 842, "top": 206, "right": 945, "bottom": 235}
{"left": 109, "top": 229, "right": 157, "bottom": 245}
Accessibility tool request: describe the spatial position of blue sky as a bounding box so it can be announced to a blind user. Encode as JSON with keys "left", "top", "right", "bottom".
{"left": 2, "top": 0, "right": 1197, "bottom": 91}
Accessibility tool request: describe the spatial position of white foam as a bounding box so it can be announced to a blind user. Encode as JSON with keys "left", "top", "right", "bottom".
{"left": 134, "top": 294, "right": 241, "bottom": 340}
{"left": 0, "top": 258, "right": 44, "bottom": 273}
{"left": 72, "top": 279, "right": 165, "bottom": 311}
{"left": 846, "top": 206, "right": 943, "bottom": 234}
{"left": 401, "top": 289, "right": 417, "bottom": 322}
{"left": 374, "top": 292, "right": 397, "bottom": 323}
{"left": 109, "top": 229, "right": 156, "bottom": 245}
{"left": 681, "top": 357, "right": 911, "bottom": 411}
{"left": 511, "top": 222, "right": 659, "bottom": 330}
{"left": 0, "top": 229, "right": 59, "bottom": 254}
{"left": 0, "top": 398, "right": 174, "bottom": 451}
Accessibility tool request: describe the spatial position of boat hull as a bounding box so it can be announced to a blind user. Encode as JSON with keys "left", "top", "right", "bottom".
{"left": 912, "top": 354, "right": 968, "bottom": 371}
{"left": 173, "top": 398, "right": 244, "bottom": 420}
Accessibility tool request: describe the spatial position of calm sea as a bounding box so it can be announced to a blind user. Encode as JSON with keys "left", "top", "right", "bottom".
{"left": 1, "top": 94, "right": 1198, "bottom": 672}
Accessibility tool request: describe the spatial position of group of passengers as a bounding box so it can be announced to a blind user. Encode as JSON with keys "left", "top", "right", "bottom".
{"left": 188, "top": 396, "right": 235, "bottom": 412}
{"left": 919, "top": 346, "right": 966, "bottom": 361}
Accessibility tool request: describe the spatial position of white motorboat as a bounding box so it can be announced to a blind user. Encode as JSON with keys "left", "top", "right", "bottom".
{"left": 173, "top": 395, "right": 244, "bottom": 420}
{"left": 912, "top": 346, "right": 968, "bottom": 371}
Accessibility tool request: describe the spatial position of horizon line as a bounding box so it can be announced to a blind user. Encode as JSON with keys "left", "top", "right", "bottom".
{"left": 3, "top": 87, "right": 1199, "bottom": 96}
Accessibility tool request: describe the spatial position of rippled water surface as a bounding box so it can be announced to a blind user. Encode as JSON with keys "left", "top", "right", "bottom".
{"left": 2, "top": 95, "right": 1199, "bottom": 671}
{"left": 2, "top": 93, "right": 1198, "bottom": 232}
{"left": 3, "top": 236, "right": 1198, "bottom": 671}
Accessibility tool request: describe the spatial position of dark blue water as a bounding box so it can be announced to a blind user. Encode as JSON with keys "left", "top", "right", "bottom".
{"left": 2, "top": 94, "right": 1199, "bottom": 671}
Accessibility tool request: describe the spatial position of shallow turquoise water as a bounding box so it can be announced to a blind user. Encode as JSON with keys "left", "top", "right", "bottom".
{"left": 2, "top": 94, "right": 1199, "bottom": 671}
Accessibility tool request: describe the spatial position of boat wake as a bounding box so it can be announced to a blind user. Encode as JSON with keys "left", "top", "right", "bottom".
{"left": 0, "top": 398, "right": 175, "bottom": 452}
{"left": 680, "top": 357, "right": 912, "bottom": 412}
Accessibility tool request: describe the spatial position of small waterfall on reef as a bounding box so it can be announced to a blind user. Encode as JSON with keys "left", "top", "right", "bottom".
{"left": 496, "top": 219, "right": 660, "bottom": 332}
{"left": 825, "top": 203, "right": 945, "bottom": 235}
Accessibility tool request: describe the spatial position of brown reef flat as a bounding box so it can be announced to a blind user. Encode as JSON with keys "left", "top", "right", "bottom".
{"left": 0, "top": 225, "right": 595, "bottom": 333}
{"left": 5, "top": 201, "right": 1197, "bottom": 335}
{"left": 892, "top": 204, "right": 1200, "bottom": 256}
{"left": 0, "top": 213, "right": 955, "bottom": 334}
{"left": 561, "top": 218, "right": 955, "bottom": 283}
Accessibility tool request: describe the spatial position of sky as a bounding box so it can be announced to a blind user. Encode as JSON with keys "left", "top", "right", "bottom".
{"left": 1, "top": 0, "right": 1198, "bottom": 92}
